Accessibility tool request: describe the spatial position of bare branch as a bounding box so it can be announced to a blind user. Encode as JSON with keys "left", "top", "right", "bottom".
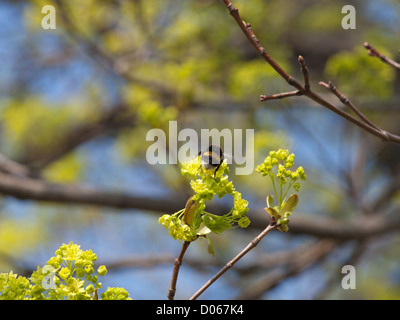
{"left": 318, "top": 81, "right": 382, "bottom": 132}
{"left": 298, "top": 55, "right": 310, "bottom": 92}
{"left": 168, "top": 241, "right": 191, "bottom": 300}
{"left": 0, "top": 171, "right": 184, "bottom": 213}
{"left": 0, "top": 153, "right": 32, "bottom": 177}
{"left": 222, "top": 0, "right": 400, "bottom": 144}
{"left": 260, "top": 90, "right": 301, "bottom": 101}
{"left": 364, "top": 42, "right": 400, "bottom": 70}
{"left": 260, "top": 55, "right": 310, "bottom": 101}
{"left": 189, "top": 222, "right": 278, "bottom": 300}
{"left": 0, "top": 171, "right": 399, "bottom": 241}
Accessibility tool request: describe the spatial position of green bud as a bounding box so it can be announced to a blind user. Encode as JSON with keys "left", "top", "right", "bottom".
{"left": 97, "top": 265, "right": 107, "bottom": 276}
{"left": 265, "top": 207, "right": 279, "bottom": 220}
{"left": 183, "top": 197, "right": 201, "bottom": 227}
{"left": 58, "top": 267, "right": 70, "bottom": 280}
{"left": 278, "top": 223, "right": 289, "bottom": 232}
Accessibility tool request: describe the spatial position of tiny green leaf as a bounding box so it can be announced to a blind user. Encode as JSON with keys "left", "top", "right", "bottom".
{"left": 202, "top": 213, "right": 232, "bottom": 234}
{"left": 266, "top": 195, "right": 274, "bottom": 208}
{"left": 280, "top": 193, "right": 298, "bottom": 214}
{"left": 206, "top": 236, "right": 215, "bottom": 258}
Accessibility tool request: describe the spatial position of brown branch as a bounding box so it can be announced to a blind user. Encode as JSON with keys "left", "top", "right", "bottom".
{"left": 222, "top": 0, "right": 400, "bottom": 144}
{"left": 0, "top": 171, "right": 184, "bottom": 212}
{"left": 189, "top": 222, "right": 278, "bottom": 300}
{"left": 168, "top": 241, "right": 191, "bottom": 300}
{"left": 318, "top": 81, "right": 382, "bottom": 132}
{"left": 0, "top": 153, "right": 32, "bottom": 177}
{"left": 223, "top": 0, "right": 303, "bottom": 90}
{"left": 1, "top": 170, "right": 400, "bottom": 240}
{"left": 260, "top": 90, "right": 300, "bottom": 101}
{"left": 298, "top": 55, "right": 310, "bottom": 92}
{"left": 284, "top": 212, "right": 400, "bottom": 240}
{"left": 260, "top": 55, "right": 310, "bottom": 101}
{"left": 364, "top": 42, "right": 400, "bottom": 70}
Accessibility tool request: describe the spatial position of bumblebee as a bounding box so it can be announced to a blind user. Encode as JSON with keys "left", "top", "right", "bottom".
{"left": 198, "top": 145, "right": 224, "bottom": 178}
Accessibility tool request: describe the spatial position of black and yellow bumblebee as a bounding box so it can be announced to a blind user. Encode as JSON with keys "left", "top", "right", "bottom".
{"left": 198, "top": 145, "right": 224, "bottom": 178}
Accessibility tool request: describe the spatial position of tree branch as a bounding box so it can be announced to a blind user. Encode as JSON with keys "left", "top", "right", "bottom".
{"left": 0, "top": 171, "right": 399, "bottom": 240}
{"left": 221, "top": 0, "right": 400, "bottom": 144}
{"left": 318, "top": 81, "right": 382, "bottom": 132}
{"left": 189, "top": 222, "right": 278, "bottom": 300}
{"left": 168, "top": 241, "right": 191, "bottom": 300}
{"left": 0, "top": 171, "right": 184, "bottom": 213}
{"left": 260, "top": 55, "right": 310, "bottom": 101}
{"left": 260, "top": 90, "right": 301, "bottom": 101}
{"left": 364, "top": 42, "right": 400, "bottom": 70}
{"left": 0, "top": 153, "right": 32, "bottom": 177}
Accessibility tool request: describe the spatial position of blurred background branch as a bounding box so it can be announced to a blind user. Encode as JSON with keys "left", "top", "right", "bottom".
{"left": 0, "top": 0, "right": 399, "bottom": 299}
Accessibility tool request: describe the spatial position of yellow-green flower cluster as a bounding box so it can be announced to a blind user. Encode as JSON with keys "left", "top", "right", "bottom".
{"left": 256, "top": 149, "right": 306, "bottom": 232}
{"left": 0, "top": 271, "right": 30, "bottom": 300}
{"left": 101, "top": 287, "right": 131, "bottom": 300}
{"left": 256, "top": 149, "right": 306, "bottom": 184}
{"left": 256, "top": 149, "right": 306, "bottom": 193}
{"left": 0, "top": 242, "right": 131, "bottom": 300}
{"left": 159, "top": 213, "right": 198, "bottom": 242}
{"left": 159, "top": 155, "right": 250, "bottom": 244}
{"left": 266, "top": 194, "right": 298, "bottom": 232}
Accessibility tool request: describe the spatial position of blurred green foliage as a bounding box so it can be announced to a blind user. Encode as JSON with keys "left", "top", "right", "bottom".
{"left": 325, "top": 46, "right": 396, "bottom": 99}
{"left": 0, "top": 0, "right": 397, "bottom": 299}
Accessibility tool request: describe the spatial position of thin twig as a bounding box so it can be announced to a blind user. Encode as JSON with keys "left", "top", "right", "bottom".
{"left": 318, "top": 81, "right": 382, "bottom": 132}
{"left": 221, "top": 0, "right": 400, "bottom": 144}
{"left": 298, "top": 55, "right": 310, "bottom": 92}
{"left": 167, "top": 241, "right": 191, "bottom": 300}
{"left": 189, "top": 222, "right": 278, "bottom": 300}
{"left": 260, "top": 55, "right": 309, "bottom": 101}
{"left": 223, "top": 0, "right": 303, "bottom": 90}
{"left": 364, "top": 42, "right": 400, "bottom": 70}
{"left": 260, "top": 90, "right": 301, "bottom": 101}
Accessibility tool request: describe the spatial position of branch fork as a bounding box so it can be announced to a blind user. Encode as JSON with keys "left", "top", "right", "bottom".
{"left": 260, "top": 55, "right": 310, "bottom": 101}
{"left": 222, "top": 0, "right": 400, "bottom": 144}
